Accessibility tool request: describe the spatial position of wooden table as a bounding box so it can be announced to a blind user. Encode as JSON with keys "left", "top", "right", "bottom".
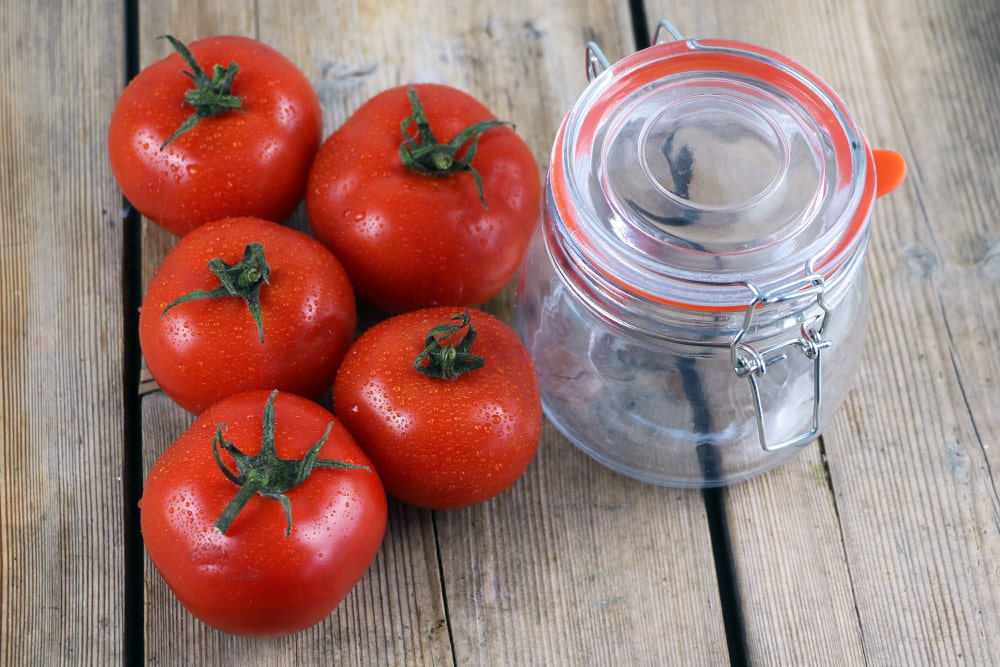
{"left": 3, "top": 0, "right": 998, "bottom": 664}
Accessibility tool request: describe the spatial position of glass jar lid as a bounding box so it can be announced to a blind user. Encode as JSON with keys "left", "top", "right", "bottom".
{"left": 549, "top": 33, "right": 878, "bottom": 311}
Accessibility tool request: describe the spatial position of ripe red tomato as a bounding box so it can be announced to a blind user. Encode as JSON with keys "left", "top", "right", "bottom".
{"left": 139, "top": 217, "right": 356, "bottom": 414}
{"left": 140, "top": 390, "right": 387, "bottom": 637}
{"left": 306, "top": 83, "right": 542, "bottom": 313}
{"left": 333, "top": 307, "right": 542, "bottom": 509}
{"left": 109, "top": 35, "right": 322, "bottom": 236}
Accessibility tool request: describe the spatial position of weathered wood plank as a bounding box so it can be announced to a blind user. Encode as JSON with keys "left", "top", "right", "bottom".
{"left": 830, "top": 0, "right": 1000, "bottom": 661}
{"left": 723, "top": 450, "right": 866, "bottom": 665}
{"left": 0, "top": 0, "right": 126, "bottom": 664}
{"left": 135, "top": 4, "right": 452, "bottom": 665}
{"left": 345, "top": 4, "right": 731, "bottom": 663}
{"left": 141, "top": 389, "right": 450, "bottom": 666}
{"left": 644, "top": 0, "right": 1000, "bottom": 663}
{"left": 438, "top": 425, "right": 730, "bottom": 665}
{"left": 136, "top": 0, "right": 731, "bottom": 664}
{"left": 631, "top": 2, "right": 882, "bottom": 662}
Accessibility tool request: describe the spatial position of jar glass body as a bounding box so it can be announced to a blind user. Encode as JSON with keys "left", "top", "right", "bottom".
{"left": 516, "top": 193, "right": 871, "bottom": 487}
{"left": 515, "top": 36, "right": 879, "bottom": 487}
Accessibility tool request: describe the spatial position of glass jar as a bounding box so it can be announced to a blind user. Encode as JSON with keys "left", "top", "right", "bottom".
{"left": 515, "top": 22, "right": 904, "bottom": 487}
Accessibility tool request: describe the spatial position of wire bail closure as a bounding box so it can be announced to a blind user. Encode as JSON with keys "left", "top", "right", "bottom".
{"left": 585, "top": 42, "right": 609, "bottom": 82}
{"left": 586, "top": 20, "right": 685, "bottom": 82}
{"left": 731, "top": 261, "right": 833, "bottom": 452}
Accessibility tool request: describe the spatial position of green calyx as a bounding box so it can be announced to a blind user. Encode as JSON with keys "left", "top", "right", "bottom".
{"left": 161, "top": 242, "right": 271, "bottom": 343}
{"left": 398, "top": 86, "right": 511, "bottom": 209}
{"left": 413, "top": 310, "right": 486, "bottom": 380}
{"left": 158, "top": 34, "right": 244, "bottom": 149}
{"left": 213, "top": 390, "right": 370, "bottom": 537}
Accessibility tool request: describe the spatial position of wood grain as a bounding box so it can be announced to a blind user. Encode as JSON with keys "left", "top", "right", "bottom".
{"left": 2, "top": 0, "right": 994, "bottom": 663}
{"left": 644, "top": 0, "right": 1000, "bottom": 664}
{"left": 134, "top": 0, "right": 728, "bottom": 664}
{"left": 141, "top": 392, "right": 451, "bottom": 666}
{"left": 832, "top": 0, "right": 1000, "bottom": 661}
{"left": 0, "top": 1, "right": 127, "bottom": 664}
{"left": 438, "top": 424, "right": 730, "bottom": 665}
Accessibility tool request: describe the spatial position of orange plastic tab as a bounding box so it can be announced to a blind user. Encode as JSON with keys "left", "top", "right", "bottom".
{"left": 873, "top": 149, "right": 906, "bottom": 198}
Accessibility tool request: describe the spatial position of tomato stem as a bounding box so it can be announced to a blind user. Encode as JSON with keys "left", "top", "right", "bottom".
{"left": 413, "top": 310, "right": 485, "bottom": 380}
{"left": 161, "top": 242, "right": 271, "bottom": 343}
{"left": 158, "top": 34, "right": 244, "bottom": 149}
{"left": 212, "top": 390, "right": 370, "bottom": 537}
{"left": 398, "top": 87, "right": 511, "bottom": 209}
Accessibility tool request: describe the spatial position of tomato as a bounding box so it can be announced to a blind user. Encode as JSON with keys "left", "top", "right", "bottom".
{"left": 109, "top": 35, "right": 322, "bottom": 236}
{"left": 306, "top": 83, "right": 542, "bottom": 313}
{"left": 140, "top": 390, "right": 387, "bottom": 637}
{"left": 139, "top": 217, "right": 355, "bottom": 414}
{"left": 333, "top": 307, "right": 542, "bottom": 509}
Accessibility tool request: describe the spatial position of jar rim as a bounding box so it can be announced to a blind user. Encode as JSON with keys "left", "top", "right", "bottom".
{"left": 549, "top": 37, "right": 876, "bottom": 312}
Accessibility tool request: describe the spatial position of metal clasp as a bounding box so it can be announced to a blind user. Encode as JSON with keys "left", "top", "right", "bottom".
{"left": 586, "top": 20, "right": 685, "bottom": 82}
{"left": 585, "top": 42, "right": 609, "bottom": 82}
{"left": 653, "top": 19, "right": 684, "bottom": 44}
{"left": 730, "top": 262, "right": 833, "bottom": 452}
